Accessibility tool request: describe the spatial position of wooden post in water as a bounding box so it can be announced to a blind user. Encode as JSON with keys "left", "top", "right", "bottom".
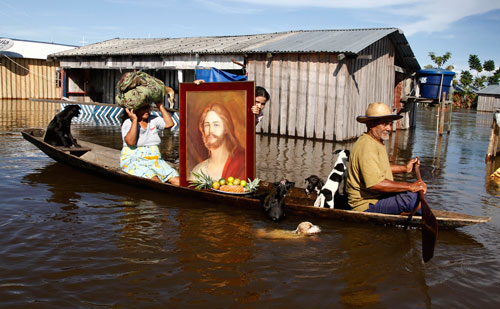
{"left": 447, "top": 97, "right": 453, "bottom": 134}
{"left": 439, "top": 91, "right": 446, "bottom": 136}
{"left": 436, "top": 74, "right": 444, "bottom": 134}
{"left": 486, "top": 119, "right": 499, "bottom": 162}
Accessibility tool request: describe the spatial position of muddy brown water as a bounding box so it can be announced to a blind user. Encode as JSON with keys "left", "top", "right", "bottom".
{"left": 1, "top": 100, "right": 499, "bottom": 307}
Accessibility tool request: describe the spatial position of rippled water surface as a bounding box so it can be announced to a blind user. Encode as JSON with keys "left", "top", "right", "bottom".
{"left": 1, "top": 100, "right": 500, "bottom": 307}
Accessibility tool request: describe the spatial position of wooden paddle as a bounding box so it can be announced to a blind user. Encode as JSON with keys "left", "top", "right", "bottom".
{"left": 414, "top": 163, "right": 439, "bottom": 263}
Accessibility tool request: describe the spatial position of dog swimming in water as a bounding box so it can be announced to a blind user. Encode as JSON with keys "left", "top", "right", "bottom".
{"left": 255, "top": 221, "right": 321, "bottom": 239}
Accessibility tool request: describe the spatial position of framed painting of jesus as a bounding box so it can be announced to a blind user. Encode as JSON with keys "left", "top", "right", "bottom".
{"left": 179, "top": 81, "right": 255, "bottom": 187}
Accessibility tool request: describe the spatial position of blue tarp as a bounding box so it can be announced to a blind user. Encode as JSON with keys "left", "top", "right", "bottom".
{"left": 195, "top": 67, "right": 247, "bottom": 82}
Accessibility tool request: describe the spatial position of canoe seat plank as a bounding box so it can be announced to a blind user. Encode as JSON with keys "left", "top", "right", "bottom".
{"left": 57, "top": 147, "right": 92, "bottom": 156}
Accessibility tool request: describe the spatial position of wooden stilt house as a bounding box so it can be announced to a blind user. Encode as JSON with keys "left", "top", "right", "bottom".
{"left": 48, "top": 28, "right": 420, "bottom": 141}
{"left": 477, "top": 85, "right": 500, "bottom": 112}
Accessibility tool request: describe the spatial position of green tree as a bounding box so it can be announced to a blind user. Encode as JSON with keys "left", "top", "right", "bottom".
{"left": 474, "top": 75, "right": 487, "bottom": 89}
{"left": 460, "top": 70, "right": 473, "bottom": 87}
{"left": 455, "top": 55, "right": 498, "bottom": 108}
{"left": 468, "top": 55, "right": 482, "bottom": 73}
{"left": 484, "top": 60, "right": 495, "bottom": 72}
{"left": 488, "top": 68, "right": 500, "bottom": 85}
{"left": 487, "top": 74, "right": 499, "bottom": 85}
{"left": 428, "top": 51, "right": 452, "bottom": 68}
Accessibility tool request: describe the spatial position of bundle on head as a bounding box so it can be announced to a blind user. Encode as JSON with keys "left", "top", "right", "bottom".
{"left": 115, "top": 71, "right": 166, "bottom": 110}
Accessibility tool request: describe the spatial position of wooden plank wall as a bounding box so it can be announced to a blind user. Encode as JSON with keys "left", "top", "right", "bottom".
{"left": 0, "top": 57, "right": 61, "bottom": 99}
{"left": 246, "top": 37, "right": 397, "bottom": 141}
{"left": 477, "top": 95, "right": 500, "bottom": 112}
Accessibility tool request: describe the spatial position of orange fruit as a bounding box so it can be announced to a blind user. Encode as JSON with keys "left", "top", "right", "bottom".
{"left": 212, "top": 181, "right": 220, "bottom": 190}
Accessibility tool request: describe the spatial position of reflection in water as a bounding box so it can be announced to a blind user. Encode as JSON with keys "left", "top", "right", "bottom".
{"left": 0, "top": 100, "right": 59, "bottom": 131}
{"left": 176, "top": 209, "right": 256, "bottom": 300}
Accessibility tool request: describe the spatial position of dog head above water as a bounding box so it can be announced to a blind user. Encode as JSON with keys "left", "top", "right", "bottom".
{"left": 262, "top": 179, "right": 295, "bottom": 222}
{"left": 276, "top": 179, "right": 295, "bottom": 193}
{"left": 294, "top": 221, "right": 321, "bottom": 235}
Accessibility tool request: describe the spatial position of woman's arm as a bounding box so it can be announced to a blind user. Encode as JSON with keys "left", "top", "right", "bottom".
{"left": 124, "top": 108, "right": 138, "bottom": 146}
{"left": 156, "top": 102, "right": 174, "bottom": 129}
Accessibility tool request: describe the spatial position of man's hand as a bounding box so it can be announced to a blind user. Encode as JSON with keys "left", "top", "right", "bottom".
{"left": 409, "top": 179, "right": 427, "bottom": 194}
{"left": 405, "top": 157, "right": 420, "bottom": 173}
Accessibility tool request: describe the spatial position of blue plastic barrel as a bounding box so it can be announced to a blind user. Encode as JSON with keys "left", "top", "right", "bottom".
{"left": 417, "top": 68, "right": 455, "bottom": 100}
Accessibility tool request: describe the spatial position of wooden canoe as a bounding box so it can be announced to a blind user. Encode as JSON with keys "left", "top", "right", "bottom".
{"left": 21, "top": 128, "right": 491, "bottom": 229}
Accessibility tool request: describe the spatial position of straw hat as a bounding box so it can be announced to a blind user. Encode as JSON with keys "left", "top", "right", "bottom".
{"left": 356, "top": 102, "right": 403, "bottom": 123}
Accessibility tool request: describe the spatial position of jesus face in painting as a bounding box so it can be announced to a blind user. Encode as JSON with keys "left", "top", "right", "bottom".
{"left": 202, "top": 110, "right": 226, "bottom": 151}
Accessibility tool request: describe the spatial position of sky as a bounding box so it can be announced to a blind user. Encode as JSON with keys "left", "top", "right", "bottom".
{"left": 1, "top": 0, "right": 500, "bottom": 76}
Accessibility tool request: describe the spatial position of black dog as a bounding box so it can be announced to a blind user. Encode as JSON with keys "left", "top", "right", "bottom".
{"left": 259, "top": 179, "right": 295, "bottom": 222}
{"left": 305, "top": 175, "right": 324, "bottom": 196}
{"left": 44, "top": 105, "right": 82, "bottom": 147}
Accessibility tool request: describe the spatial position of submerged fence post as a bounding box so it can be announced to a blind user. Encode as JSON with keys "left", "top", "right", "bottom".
{"left": 486, "top": 119, "right": 499, "bottom": 162}
{"left": 439, "top": 92, "right": 446, "bottom": 136}
{"left": 447, "top": 98, "right": 453, "bottom": 134}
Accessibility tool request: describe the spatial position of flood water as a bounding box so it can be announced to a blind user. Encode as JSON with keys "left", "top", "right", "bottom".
{"left": 1, "top": 100, "right": 500, "bottom": 307}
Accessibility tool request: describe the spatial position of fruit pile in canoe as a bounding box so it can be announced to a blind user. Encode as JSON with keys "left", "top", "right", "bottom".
{"left": 190, "top": 171, "right": 260, "bottom": 194}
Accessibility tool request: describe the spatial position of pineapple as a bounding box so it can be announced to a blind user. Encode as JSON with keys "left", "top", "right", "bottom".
{"left": 245, "top": 178, "right": 260, "bottom": 193}
{"left": 189, "top": 170, "right": 215, "bottom": 190}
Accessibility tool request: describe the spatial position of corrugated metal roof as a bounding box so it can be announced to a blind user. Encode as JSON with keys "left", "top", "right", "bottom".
{"left": 478, "top": 84, "right": 500, "bottom": 95}
{"left": 49, "top": 28, "right": 419, "bottom": 70}
{"left": 250, "top": 29, "right": 396, "bottom": 53}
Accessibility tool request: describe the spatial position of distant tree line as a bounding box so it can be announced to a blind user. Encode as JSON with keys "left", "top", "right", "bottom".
{"left": 425, "top": 52, "right": 500, "bottom": 108}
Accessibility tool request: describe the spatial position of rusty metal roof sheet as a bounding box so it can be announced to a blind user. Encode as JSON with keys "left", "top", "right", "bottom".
{"left": 49, "top": 28, "right": 419, "bottom": 70}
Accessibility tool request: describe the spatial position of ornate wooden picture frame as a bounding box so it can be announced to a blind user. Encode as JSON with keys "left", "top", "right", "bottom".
{"left": 179, "top": 81, "right": 255, "bottom": 187}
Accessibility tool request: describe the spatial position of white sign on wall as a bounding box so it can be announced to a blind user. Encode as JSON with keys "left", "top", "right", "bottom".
{"left": 0, "top": 38, "right": 14, "bottom": 51}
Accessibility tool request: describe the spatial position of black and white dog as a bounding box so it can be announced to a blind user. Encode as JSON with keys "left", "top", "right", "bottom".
{"left": 313, "top": 149, "right": 350, "bottom": 209}
{"left": 259, "top": 179, "right": 295, "bottom": 222}
{"left": 43, "top": 104, "right": 82, "bottom": 147}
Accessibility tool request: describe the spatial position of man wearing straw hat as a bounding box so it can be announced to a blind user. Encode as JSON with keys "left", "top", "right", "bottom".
{"left": 346, "top": 102, "right": 427, "bottom": 214}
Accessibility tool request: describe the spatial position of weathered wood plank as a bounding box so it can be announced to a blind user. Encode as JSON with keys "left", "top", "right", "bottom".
{"left": 270, "top": 55, "right": 281, "bottom": 135}
{"left": 263, "top": 56, "right": 273, "bottom": 134}
{"left": 324, "top": 57, "right": 338, "bottom": 140}
{"left": 306, "top": 53, "right": 318, "bottom": 139}
{"left": 279, "top": 54, "right": 289, "bottom": 136}
{"left": 287, "top": 53, "right": 299, "bottom": 136}
{"left": 314, "top": 53, "right": 328, "bottom": 140}
{"left": 334, "top": 58, "right": 346, "bottom": 141}
{"left": 296, "top": 54, "right": 308, "bottom": 138}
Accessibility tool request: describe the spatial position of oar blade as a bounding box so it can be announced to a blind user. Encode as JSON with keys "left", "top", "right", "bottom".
{"left": 420, "top": 195, "right": 438, "bottom": 263}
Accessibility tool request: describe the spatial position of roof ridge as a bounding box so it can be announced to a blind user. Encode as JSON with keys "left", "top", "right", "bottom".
{"left": 110, "top": 28, "right": 401, "bottom": 41}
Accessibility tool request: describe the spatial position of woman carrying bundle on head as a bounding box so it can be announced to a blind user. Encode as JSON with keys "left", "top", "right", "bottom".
{"left": 116, "top": 71, "right": 180, "bottom": 185}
